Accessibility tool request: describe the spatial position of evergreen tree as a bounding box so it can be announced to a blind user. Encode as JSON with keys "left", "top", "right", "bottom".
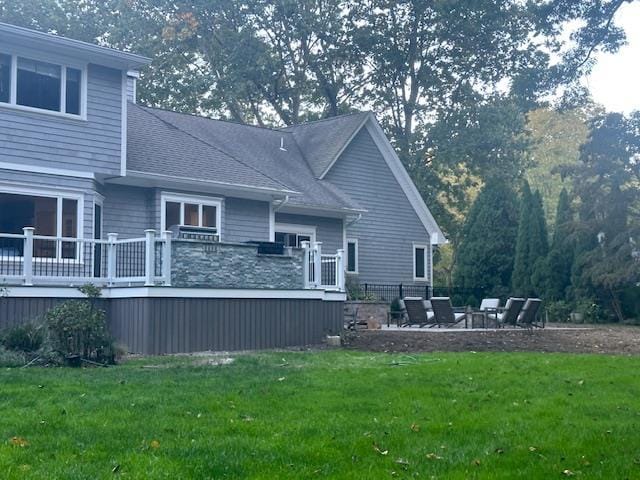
{"left": 529, "top": 190, "right": 550, "bottom": 294}
{"left": 453, "top": 180, "right": 519, "bottom": 298}
{"left": 511, "top": 182, "right": 533, "bottom": 296}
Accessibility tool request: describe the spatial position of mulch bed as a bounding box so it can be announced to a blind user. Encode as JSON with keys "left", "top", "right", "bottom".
{"left": 343, "top": 325, "right": 640, "bottom": 355}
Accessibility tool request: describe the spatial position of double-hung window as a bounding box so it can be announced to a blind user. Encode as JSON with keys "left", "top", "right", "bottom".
{"left": 0, "top": 52, "right": 85, "bottom": 117}
{"left": 413, "top": 244, "right": 429, "bottom": 281}
{"left": 162, "top": 194, "right": 221, "bottom": 233}
{"left": 0, "top": 189, "right": 81, "bottom": 259}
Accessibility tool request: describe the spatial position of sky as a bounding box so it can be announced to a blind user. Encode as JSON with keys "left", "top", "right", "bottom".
{"left": 585, "top": 1, "right": 640, "bottom": 114}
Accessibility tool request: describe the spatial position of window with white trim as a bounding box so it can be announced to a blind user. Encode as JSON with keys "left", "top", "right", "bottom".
{"left": 413, "top": 244, "right": 428, "bottom": 281}
{"left": 0, "top": 191, "right": 80, "bottom": 258}
{"left": 161, "top": 194, "right": 221, "bottom": 233}
{"left": 0, "top": 52, "right": 85, "bottom": 116}
{"left": 274, "top": 223, "right": 316, "bottom": 248}
{"left": 346, "top": 238, "right": 358, "bottom": 273}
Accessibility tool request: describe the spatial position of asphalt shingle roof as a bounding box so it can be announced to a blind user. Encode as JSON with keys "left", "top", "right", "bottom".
{"left": 127, "top": 104, "right": 364, "bottom": 212}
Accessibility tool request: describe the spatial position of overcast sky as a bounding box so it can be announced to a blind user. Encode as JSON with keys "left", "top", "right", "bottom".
{"left": 585, "top": 1, "right": 640, "bottom": 114}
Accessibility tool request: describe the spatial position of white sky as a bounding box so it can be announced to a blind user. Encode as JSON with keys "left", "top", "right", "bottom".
{"left": 585, "top": 1, "right": 640, "bottom": 114}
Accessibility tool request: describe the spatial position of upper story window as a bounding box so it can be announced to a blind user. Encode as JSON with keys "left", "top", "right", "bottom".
{"left": 0, "top": 52, "right": 85, "bottom": 118}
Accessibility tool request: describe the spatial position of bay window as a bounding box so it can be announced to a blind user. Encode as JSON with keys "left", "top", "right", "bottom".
{"left": 0, "top": 52, "right": 85, "bottom": 117}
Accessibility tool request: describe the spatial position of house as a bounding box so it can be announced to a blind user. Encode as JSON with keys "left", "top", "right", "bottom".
{"left": 0, "top": 22, "right": 446, "bottom": 353}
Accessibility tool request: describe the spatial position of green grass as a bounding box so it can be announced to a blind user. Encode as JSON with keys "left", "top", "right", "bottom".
{"left": 1, "top": 351, "right": 640, "bottom": 479}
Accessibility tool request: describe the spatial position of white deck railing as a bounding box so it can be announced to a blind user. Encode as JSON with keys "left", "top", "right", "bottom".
{"left": 0, "top": 228, "right": 171, "bottom": 287}
{"left": 302, "top": 241, "right": 345, "bottom": 291}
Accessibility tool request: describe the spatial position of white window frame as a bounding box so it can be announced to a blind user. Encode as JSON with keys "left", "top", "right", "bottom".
{"left": 160, "top": 192, "right": 223, "bottom": 236}
{"left": 413, "top": 243, "right": 429, "bottom": 282}
{"left": 346, "top": 238, "right": 358, "bottom": 274}
{"left": 0, "top": 183, "right": 84, "bottom": 261}
{"left": 274, "top": 223, "right": 317, "bottom": 246}
{"left": 0, "top": 48, "right": 88, "bottom": 120}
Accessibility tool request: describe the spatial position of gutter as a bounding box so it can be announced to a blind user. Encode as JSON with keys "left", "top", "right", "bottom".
{"left": 273, "top": 195, "right": 290, "bottom": 212}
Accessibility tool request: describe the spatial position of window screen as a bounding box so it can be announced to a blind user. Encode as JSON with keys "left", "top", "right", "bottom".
{"left": 16, "top": 57, "right": 61, "bottom": 112}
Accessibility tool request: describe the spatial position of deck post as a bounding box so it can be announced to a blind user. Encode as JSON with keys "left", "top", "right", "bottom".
{"left": 144, "top": 229, "right": 156, "bottom": 287}
{"left": 336, "top": 248, "right": 345, "bottom": 291}
{"left": 301, "top": 241, "right": 311, "bottom": 288}
{"left": 22, "top": 227, "right": 34, "bottom": 286}
{"left": 313, "top": 242, "right": 322, "bottom": 288}
{"left": 107, "top": 233, "right": 118, "bottom": 286}
{"left": 161, "top": 230, "right": 172, "bottom": 286}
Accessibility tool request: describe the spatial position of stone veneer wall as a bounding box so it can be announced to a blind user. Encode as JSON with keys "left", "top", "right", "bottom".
{"left": 171, "top": 240, "right": 305, "bottom": 289}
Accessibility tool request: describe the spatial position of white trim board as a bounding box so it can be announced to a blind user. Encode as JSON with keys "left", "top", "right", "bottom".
{"left": 3, "top": 286, "right": 346, "bottom": 301}
{"left": 0, "top": 161, "right": 95, "bottom": 180}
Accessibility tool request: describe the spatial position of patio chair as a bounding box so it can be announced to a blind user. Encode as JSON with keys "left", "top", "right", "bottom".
{"left": 495, "top": 297, "right": 526, "bottom": 327}
{"left": 344, "top": 305, "right": 359, "bottom": 330}
{"left": 402, "top": 297, "right": 434, "bottom": 327}
{"left": 516, "top": 298, "right": 543, "bottom": 329}
{"left": 430, "top": 297, "right": 466, "bottom": 327}
{"left": 387, "top": 299, "right": 408, "bottom": 327}
{"left": 479, "top": 298, "right": 500, "bottom": 328}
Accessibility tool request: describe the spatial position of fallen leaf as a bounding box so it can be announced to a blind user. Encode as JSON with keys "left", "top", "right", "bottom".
{"left": 373, "top": 444, "right": 388, "bottom": 456}
{"left": 278, "top": 377, "right": 286, "bottom": 382}
{"left": 395, "top": 458, "right": 409, "bottom": 465}
{"left": 150, "top": 440, "right": 160, "bottom": 449}
{"left": 495, "top": 448, "right": 504, "bottom": 454}
{"left": 529, "top": 446, "right": 538, "bottom": 452}
{"left": 410, "top": 423, "right": 420, "bottom": 432}
{"left": 472, "top": 459, "right": 481, "bottom": 466}
{"left": 19, "top": 465, "right": 30, "bottom": 471}
{"left": 10, "top": 437, "right": 29, "bottom": 447}
{"left": 426, "top": 453, "right": 442, "bottom": 460}
{"left": 112, "top": 464, "right": 121, "bottom": 473}
{"left": 562, "top": 469, "right": 574, "bottom": 476}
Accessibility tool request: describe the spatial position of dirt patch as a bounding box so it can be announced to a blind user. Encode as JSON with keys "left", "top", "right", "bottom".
{"left": 343, "top": 325, "right": 640, "bottom": 355}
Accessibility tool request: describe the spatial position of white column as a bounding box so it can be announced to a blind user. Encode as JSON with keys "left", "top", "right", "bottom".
{"left": 22, "top": 227, "right": 34, "bottom": 286}
{"left": 161, "top": 230, "right": 172, "bottom": 286}
{"left": 107, "top": 233, "right": 118, "bottom": 286}
{"left": 144, "top": 229, "right": 156, "bottom": 287}
{"left": 301, "top": 240, "right": 311, "bottom": 288}
{"left": 336, "top": 248, "right": 345, "bottom": 291}
{"left": 313, "top": 241, "right": 322, "bottom": 288}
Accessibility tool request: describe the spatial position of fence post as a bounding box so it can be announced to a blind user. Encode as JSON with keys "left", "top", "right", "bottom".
{"left": 22, "top": 227, "right": 34, "bottom": 286}
{"left": 301, "top": 241, "right": 310, "bottom": 288}
{"left": 161, "top": 230, "right": 172, "bottom": 286}
{"left": 313, "top": 242, "right": 322, "bottom": 288}
{"left": 399, "top": 283, "right": 403, "bottom": 299}
{"left": 336, "top": 249, "right": 345, "bottom": 291}
{"left": 107, "top": 233, "right": 118, "bottom": 286}
{"left": 144, "top": 229, "right": 156, "bottom": 287}
{"left": 364, "top": 283, "right": 368, "bottom": 297}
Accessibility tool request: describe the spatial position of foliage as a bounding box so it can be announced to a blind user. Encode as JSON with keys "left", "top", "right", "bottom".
{"left": 44, "top": 286, "right": 116, "bottom": 364}
{"left": 1, "top": 323, "right": 44, "bottom": 353}
{"left": 1, "top": 351, "right": 640, "bottom": 478}
{"left": 453, "top": 180, "right": 519, "bottom": 297}
{"left": 545, "top": 300, "right": 572, "bottom": 323}
{"left": 0, "top": 346, "right": 25, "bottom": 367}
{"left": 564, "top": 112, "right": 640, "bottom": 321}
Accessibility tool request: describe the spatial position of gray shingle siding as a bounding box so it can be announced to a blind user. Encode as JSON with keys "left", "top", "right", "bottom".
{"left": 0, "top": 63, "right": 122, "bottom": 176}
{"left": 324, "top": 128, "right": 432, "bottom": 284}
{"left": 275, "top": 212, "right": 343, "bottom": 253}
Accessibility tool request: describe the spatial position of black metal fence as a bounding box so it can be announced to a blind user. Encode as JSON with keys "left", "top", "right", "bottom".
{"left": 351, "top": 283, "right": 490, "bottom": 306}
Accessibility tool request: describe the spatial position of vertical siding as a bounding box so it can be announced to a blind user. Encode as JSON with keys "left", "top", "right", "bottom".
{"left": 0, "top": 62, "right": 123, "bottom": 176}
{"left": 0, "top": 296, "right": 343, "bottom": 355}
{"left": 275, "top": 212, "right": 343, "bottom": 253}
{"left": 102, "top": 184, "right": 154, "bottom": 238}
{"left": 324, "top": 128, "right": 432, "bottom": 284}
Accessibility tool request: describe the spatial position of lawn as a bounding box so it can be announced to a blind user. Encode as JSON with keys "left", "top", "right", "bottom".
{"left": 1, "top": 351, "right": 639, "bottom": 479}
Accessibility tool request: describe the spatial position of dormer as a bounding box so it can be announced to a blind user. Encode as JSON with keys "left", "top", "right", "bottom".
{"left": 0, "top": 23, "right": 150, "bottom": 178}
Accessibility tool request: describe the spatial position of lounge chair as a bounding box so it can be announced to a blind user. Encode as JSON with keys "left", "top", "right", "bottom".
{"left": 387, "top": 299, "right": 408, "bottom": 327}
{"left": 430, "top": 297, "right": 466, "bottom": 327}
{"left": 402, "top": 297, "right": 434, "bottom": 327}
{"left": 517, "top": 298, "right": 543, "bottom": 329}
{"left": 495, "top": 297, "right": 526, "bottom": 327}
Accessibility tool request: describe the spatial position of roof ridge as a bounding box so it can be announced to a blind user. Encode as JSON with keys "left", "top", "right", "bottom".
{"left": 280, "top": 111, "right": 371, "bottom": 130}
{"left": 137, "top": 106, "right": 295, "bottom": 192}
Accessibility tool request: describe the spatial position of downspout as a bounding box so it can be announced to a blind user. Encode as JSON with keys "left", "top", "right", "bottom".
{"left": 273, "top": 195, "right": 290, "bottom": 213}
{"left": 346, "top": 213, "right": 362, "bottom": 228}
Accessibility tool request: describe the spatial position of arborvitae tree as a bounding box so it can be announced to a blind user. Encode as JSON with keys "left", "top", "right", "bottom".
{"left": 538, "top": 188, "right": 574, "bottom": 300}
{"left": 511, "top": 182, "right": 533, "bottom": 296}
{"left": 453, "top": 180, "right": 519, "bottom": 298}
{"left": 529, "top": 190, "right": 550, "bottom": 293}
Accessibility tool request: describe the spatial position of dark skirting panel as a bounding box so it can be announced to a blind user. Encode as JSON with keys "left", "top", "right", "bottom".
{"left": 0, "top": 296, "right": 343, "bottom": 354}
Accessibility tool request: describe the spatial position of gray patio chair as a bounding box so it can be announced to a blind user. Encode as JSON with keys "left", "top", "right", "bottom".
{"left": 516, "top": 298, "right": 543, "bottom": 329}
{"left": 495, "top": 297, "right": 526, "bottom": 327}
{"left": 387, "top": 299, "right": 408, "bottom": 327}
{"left": 430, "top": 297, "right": 466, "bottom": 327}
{"left": 344, "top": 304, "right": 359, "bottom": 330}
{"left": 479, "top": 298, "right": 500, "bottom": 327}
{"left": 402, "top": 297, "right": 434, "bottom": 327}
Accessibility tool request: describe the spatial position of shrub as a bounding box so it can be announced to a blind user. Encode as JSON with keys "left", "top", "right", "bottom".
{"left": 1, "top": 323, "right": 44, "bottom": 352}
{"left": 0, "top": 346, "right": 25, "bottom": 367}
{"left": 45, "top": 286, "right": 116, "bottom": 365}
{"left": 546, "top": 301, "right": 572, "bottom": 323}
{"left": 575, "top": 299, "right": 607, "bottom": 324}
